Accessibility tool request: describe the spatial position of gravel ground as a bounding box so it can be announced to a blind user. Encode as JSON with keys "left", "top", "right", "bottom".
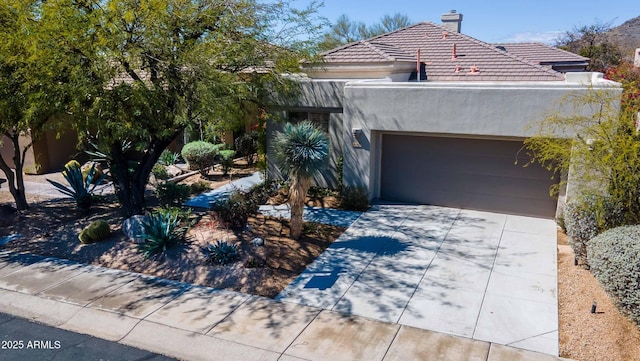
{"left": 557, "top": 231, "right": 640, "bottom": 361}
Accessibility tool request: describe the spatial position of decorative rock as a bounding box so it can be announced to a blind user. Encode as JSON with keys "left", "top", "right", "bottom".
{"left": 252, "top": 237, "right": 265, "bottom": 247}
{"left": 123, "top": 215, "right": 147, "bottom": 244}
{"left": 166, "top": 165, "right": 183, "bottom": 178}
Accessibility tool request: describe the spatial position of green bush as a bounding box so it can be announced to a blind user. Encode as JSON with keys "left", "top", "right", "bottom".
{"left": 248, "top": 180, "right": 279, "bottom": 205}
{"left": 152, "top": 163, "right": 169, "bottom": 181}
{"left": 138, "top": 209, "right": 188, "bottom": 258}
{"left": 211, "top": 191, "right": 257, "bottom": 230}
{"left": 156, "top": 182, "right": 191, "bottom": 206}
{"left": 205, "top": 240, "right": 239, "bottom": 265}
{"left": 181, "top": 141, "right": 218, "bottom": 173}
{"left": 587, "top": 225, "right": 640, "bottom": 326}
{"left": 219, "top": 149, "right": 236, "bottom": 175}
{"left": 78, "top": 220, "right": 111, "bottom": 244}
{"left": 564, "top": 194, "right": 624, "bottom": 267}
{"left": 189, "top": 180, "right": 211, "bottom": 194}
{"left": 340, "top": 186, "right": 370, "bottom": 211}
{"left": 156, "top": 205, "right": 193, "bottom": 226}
{"left": 308, "top": 186, "right": 338, "bottom": 198}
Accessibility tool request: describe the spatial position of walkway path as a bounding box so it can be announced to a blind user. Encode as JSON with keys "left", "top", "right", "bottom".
{"left": 0, "top": 250, "right": 566, "bottom": 361}
{"left": 186, "top": 171, "right": 263, "bottom": 208}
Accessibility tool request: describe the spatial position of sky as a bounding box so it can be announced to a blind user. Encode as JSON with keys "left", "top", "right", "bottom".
{"left": 298, "top": 0, "right": 640, "bottom": 44}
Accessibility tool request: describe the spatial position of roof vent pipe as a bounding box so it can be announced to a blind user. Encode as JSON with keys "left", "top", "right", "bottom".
{"left": 441, "top": 10, "right": 463, "bottom": 33}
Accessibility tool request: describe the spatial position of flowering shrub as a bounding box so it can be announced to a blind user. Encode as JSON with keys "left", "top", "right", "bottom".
{"left": 604, "top": 62, "right": 640, "bottom": 114}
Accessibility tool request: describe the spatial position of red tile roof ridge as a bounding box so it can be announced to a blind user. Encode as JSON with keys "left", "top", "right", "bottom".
{"left": 417, "top": 22, "right": 564, "bottom": 79}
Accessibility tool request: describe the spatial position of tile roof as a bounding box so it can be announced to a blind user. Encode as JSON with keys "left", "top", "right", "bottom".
{"left": 492, "top": 42, "right": 589, "bottom": 65}
{"left": 318, "top": 22, "right": 565, "bottom": 81}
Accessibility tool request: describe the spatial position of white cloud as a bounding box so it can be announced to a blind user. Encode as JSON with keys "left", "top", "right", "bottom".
{"left": 501, "top": 31, "right": 564, "bottom": 44}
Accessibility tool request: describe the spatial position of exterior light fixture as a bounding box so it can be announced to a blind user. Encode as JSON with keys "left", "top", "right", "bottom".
{"left": 351, "top": 128, "right": 363, "bottom": 148}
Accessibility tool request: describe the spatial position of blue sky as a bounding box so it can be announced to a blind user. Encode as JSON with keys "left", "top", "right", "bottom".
{"left": 300, "top": 0, "right": 640, "bottom": 44}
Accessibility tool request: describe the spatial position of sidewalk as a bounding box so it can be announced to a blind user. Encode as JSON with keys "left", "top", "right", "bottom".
{"left": 0, "top": 250, "right": 569, "bottom": 361}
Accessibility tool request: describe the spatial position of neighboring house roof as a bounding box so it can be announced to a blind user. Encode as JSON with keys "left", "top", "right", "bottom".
{"left": 315, "top": 22, "right": 566, "bottom": 81}
{"left": 492, "top": 42, "right": 589, "bottom": 66}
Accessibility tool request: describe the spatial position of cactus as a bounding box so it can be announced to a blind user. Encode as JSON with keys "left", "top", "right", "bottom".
{"left": 79, "top": 220, "right": 111, "bottom": 244}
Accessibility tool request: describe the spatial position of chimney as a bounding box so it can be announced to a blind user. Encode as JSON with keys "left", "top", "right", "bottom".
{"left": 441, "top": 10, "right": 463, "bottom": 33}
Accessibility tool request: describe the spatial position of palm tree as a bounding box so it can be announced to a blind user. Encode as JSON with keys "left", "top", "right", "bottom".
{"left": 273, "top": 121, "right": 329, "bottom": 239}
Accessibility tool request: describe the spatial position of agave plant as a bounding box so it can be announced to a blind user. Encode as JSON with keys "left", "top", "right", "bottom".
{"left": 47, "top": 162, "right": 106, "bottom": 210}
{"left": 273, "top": 121, "right": 329, "bottom": 239}
{"left": 137, "top": 210, "right": 189, "bottom": 258}
{"left": 205, "top": 240, "right": 239, "bottom": 265}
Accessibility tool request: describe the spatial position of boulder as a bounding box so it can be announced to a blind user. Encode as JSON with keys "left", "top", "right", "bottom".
{"left": 166, "top": 165, "right": 183, "bottom": 178}
{"left": 252, "top": 237, "right": 265, "bottom": 247}
{"left": 123, "top": 215, "right": 147, "bottom": 244}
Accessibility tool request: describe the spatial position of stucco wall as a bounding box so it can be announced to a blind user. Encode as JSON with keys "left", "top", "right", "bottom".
{"left": 340, "top": 79, "right": 621, "bottom": 200}
{"left": 269, "top": 74, "right": 621, "bottom": 209}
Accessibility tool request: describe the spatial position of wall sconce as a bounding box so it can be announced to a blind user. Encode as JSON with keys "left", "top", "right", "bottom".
{"left": 351, "top": 128, "right": 363, "bottom": 148}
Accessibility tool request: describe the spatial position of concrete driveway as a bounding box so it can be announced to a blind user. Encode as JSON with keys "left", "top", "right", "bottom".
{"left": 276, "top": 204, "right": 558, "bottom": 356}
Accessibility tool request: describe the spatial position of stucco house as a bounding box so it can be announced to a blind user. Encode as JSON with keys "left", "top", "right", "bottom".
{"left": 268, "top": 10, "right": 619, "bottom": 219}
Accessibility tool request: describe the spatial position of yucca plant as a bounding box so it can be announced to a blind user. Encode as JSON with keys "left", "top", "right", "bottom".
{"left": 137, "top": 210, "right": 189, "bottom": 258}
{"left": 273, "top": 121, "right": 329, "bottom": 239}
{"left": 47, "top": 161, "right": 106, "bottom": 210}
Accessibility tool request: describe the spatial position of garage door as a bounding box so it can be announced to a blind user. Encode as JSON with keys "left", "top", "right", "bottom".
{"left": 380, "top": 134, "right": 558, "bottom": 218}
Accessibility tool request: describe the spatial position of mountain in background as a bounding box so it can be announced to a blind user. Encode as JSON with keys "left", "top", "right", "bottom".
{"left": 606, "top": 15, "right": 640, "bottom": 58}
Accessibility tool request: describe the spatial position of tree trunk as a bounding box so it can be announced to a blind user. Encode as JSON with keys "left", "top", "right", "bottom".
{"left": 0, "top": 131, "right": 29, "bottom": 211}
{"left": 289, "top": 176, "right": 311, "bottom": 240}
{"left": 109, "top": 135, "right": 178, "bottom": 218}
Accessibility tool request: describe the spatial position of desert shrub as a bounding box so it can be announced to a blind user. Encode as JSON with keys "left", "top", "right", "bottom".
{"left": 189, "top": 180, "right": 210, "bottom": 194}
{"left": 248, "top": 180, "right": 279, "bottom": 205}
{"left": 564, "top": 194, "right": 625, "bottom": 267}
{"left": 158, "top": 150, "right": 180, "bottom": 166}
{"left": 218, "top": 149, "right": 236, "bottom": 175}
{"left": 152, "top": 163, "right": 169, "bottom": 181}
{"left": 156, "top": 182, "right": 191, "bottom": 206}
{"left": 205, "top": 240, "right": 239, "bottom": 265}
{"left": 340, "top": 186, "right": 370, "bottom": 211}
{"left": 234, "top": 132, "right": 258, "bottom": 164}
{"left": 156, "top": 205, "right": 193, "bottom": 226}
{"left": 78, "top": 220, "right": 111, "bottom": 244}
{"left": 587, "top": 225, "right": 640, "bottom": 326}
{"left": 244, "top": 256, "right": 265, "bottom": 268}
{"left": 138, "top": 209, "right": 188, "bottom": 258}
{"left": 181, "top": 141, "right": 218, "bottom": 173}
{"left": 211, "top": 191, "right": 258, "bottom": 230}
{"left": 308, "top": 186, "right": 338, "bottom": 198}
